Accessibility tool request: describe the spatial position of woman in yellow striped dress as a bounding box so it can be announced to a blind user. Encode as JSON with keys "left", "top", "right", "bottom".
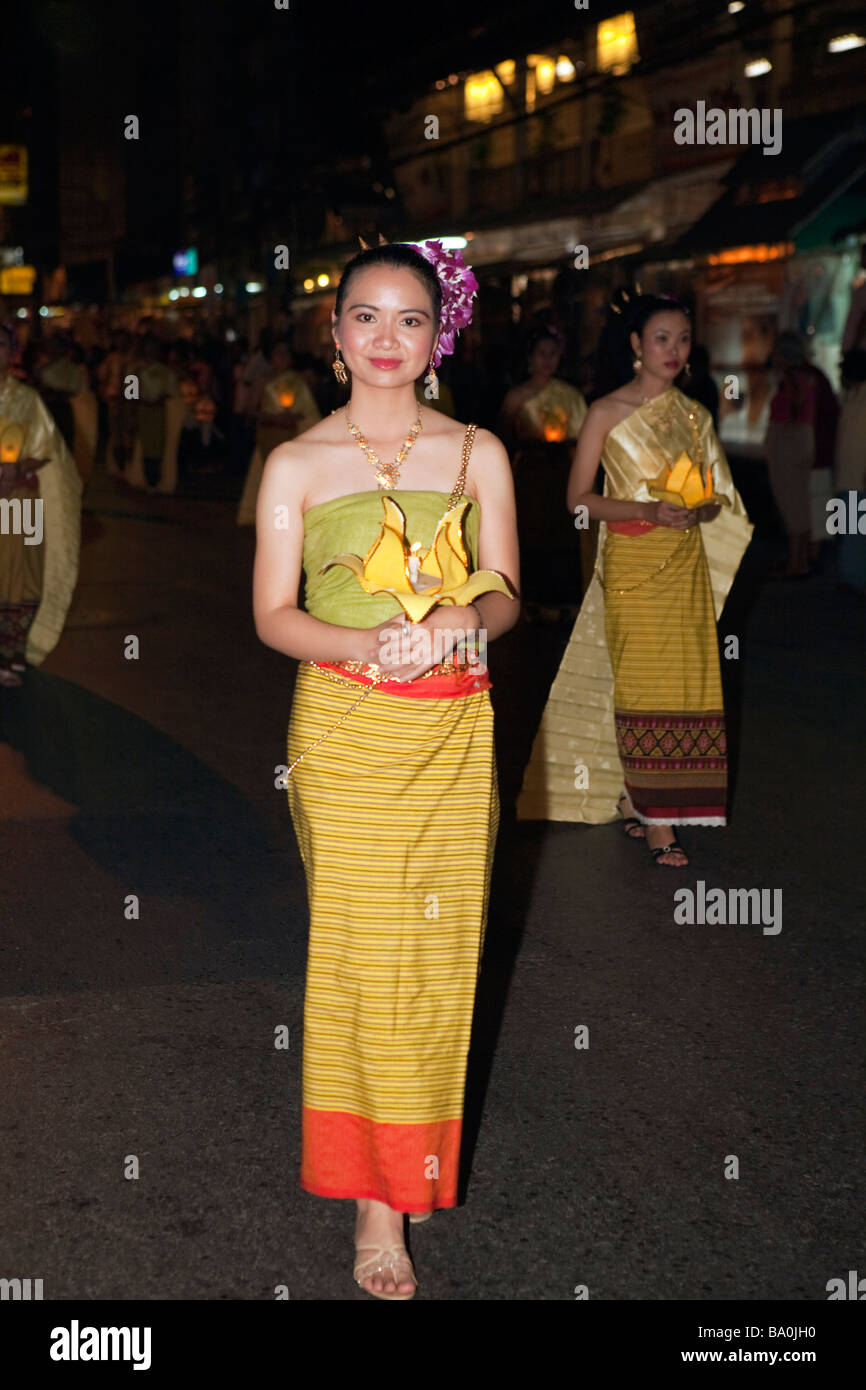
{"left": 517, "top": 293, "right": 752, "bottom": 864}
{"left": 253, "top": 241, "right": 519, "bottom": 1298}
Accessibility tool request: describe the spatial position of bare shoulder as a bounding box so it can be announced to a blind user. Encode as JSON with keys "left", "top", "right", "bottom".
{"left": 419, "top": 405, "right": 466, "bottom": 437}
{"left": 261, "top": 411, "right": 341, "bottom": 472}
{"left": 465, "top": 425, "right": 510, "bottom": 484}
{"left": 587, "top": 391, "right": 625, "bottom": 420}
{"left": 469, "top": 424, "right": 508, "bottom": 460}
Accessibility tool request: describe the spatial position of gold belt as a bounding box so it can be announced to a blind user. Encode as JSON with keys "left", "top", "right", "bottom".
{"left": 315, "top": 657, "right": 472, "bottom": 684}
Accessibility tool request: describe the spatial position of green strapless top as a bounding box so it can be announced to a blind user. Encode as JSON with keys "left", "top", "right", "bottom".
{"left": 303, "top": 489, "right": 481, "bottom": 627}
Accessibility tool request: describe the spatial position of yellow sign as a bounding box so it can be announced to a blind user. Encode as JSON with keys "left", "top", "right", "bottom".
{"left": 0, "top": 145, "right": 28, "bottom": 205}
{"left": 0, "top": 265, "right": 36, "bottom": 294}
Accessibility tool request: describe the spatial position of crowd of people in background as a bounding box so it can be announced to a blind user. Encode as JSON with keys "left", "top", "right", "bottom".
{"left": 1, "top": 286, "right": 864, "bottom": 680}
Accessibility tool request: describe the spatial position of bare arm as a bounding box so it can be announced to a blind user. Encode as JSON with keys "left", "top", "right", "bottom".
{"left": 468, "top": 429, "right": 521, "bottom": 640}
{"left": 252, "top": 444, "right": 367, "bottom": 662}
{"left": 566, "top": 401, "right": 691, "bottom": 529}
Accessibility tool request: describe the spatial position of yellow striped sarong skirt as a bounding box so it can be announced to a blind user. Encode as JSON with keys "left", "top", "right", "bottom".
{"left": 603, "top": 524, "right": 727, "bottom": 826}
{"left": 287, "top": 661, "right": 499, "bottom": 1211}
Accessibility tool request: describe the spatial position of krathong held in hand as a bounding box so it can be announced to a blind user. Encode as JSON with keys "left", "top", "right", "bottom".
{"left": 648, "top": 452, "right": 726, "bottom": 510}
{"left": 320, "top": 496, "right": 514, "bottom": 623}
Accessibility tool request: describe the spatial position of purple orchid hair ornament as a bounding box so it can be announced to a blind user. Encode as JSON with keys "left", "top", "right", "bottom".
{"left": 413, "top": 240, "right": 478, "bottom": 367}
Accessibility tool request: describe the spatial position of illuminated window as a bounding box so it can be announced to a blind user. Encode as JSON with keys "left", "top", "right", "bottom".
{"left": 495, "top": 60, "right": 516, "bottom": 86}
{"left": 465, "top": 70, "right": 504, "bottom": 122}
{"left": 597, "top": 12, "right": 639, "bottom": 74}
{"left": 525, "top": 53, "right": 557, "bottom": 111}
{"left": 828, "top": 33, "right": 865, "bottom": 52}
{"left": 529, "top": 54, "right": 557, "bottom": 96}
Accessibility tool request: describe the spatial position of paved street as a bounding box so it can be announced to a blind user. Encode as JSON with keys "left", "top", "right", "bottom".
{"left": 1, "top": 461, "right": 864, "bottom": 1301}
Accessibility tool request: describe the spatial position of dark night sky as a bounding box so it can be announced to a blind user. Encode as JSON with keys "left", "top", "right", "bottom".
{"left": 6, "top": 0, "right": 656, "bottom": 158}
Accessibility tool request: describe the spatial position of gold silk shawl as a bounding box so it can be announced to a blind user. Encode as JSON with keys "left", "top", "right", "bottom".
{"left": 516, "top": 379, "right": 588, "bottom": 442}
{"left": 0, "top": 378, "right": 83, "bottom": 665}
{"left": 516, "top": 387, "right": 753, "bottom": 824}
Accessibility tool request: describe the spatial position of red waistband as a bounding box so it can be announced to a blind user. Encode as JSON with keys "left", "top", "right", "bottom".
{"left": 607, "top": 519, "right": 658, "bottom": 535}
{"left": 310, "top": 660, "right": 491, "bottom": 699}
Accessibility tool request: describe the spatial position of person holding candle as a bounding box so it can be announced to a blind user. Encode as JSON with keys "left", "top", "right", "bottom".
{"left": 0, "top": 323, "right": 82, "bottom": 688}
{"left": 499, "top": 326, "right": 589, "bottom": 616}
{"left": 236, "top": 340, "right": 321, "bottom": 525}
{"left": 253, "top": 238, "right": 519, "bottom": 1298}
{"left": 517, "top": 292, "right": 752, "bottom": 865}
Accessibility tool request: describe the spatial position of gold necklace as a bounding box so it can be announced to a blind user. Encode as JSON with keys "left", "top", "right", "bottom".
{"left": 344, "top": 407, "right": 422, "bottom": 489}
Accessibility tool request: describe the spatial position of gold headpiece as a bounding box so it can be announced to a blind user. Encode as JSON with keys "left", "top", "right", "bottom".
{"left": 358, "top": 233, "right": 390, "bottom": 251}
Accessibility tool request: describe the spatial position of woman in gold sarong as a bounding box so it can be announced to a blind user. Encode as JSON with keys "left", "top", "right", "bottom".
{"left": 517, "top": 294, "right": 752, "bottom": 865}
{"left": 500, "top": 327, "right": 590, "bottom": 608}
{"left": 0, "top": 323, "right": 82, "bottom": 685}
{"left": 253, "top": 241, "right": 519, "bottom": 1298}
{"left": 236, "top": 341, "right": 321, "bottom": 525}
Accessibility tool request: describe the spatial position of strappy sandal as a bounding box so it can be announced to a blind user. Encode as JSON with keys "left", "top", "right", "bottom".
{"left": 648, "top": 833, "right": 688, "bottom": 867}
{"left": 618, "top": 793, "right": 645, "bottom": 840}
{"left": 354, "top": 1243, "right": 417, "bottom": 1301}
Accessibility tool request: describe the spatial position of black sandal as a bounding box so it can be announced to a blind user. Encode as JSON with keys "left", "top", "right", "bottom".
{"left": 618, "top": 794, "right": 645, "bottom": 839}
{"left": 648, "top": 833, "right": 688, "bottom": 866}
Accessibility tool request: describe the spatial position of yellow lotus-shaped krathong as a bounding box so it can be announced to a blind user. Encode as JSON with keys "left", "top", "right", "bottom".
{"left": 648, "top": 452, "right": 725, "bottom": 509}
{"left": 320, "top": 496, "right": 515, "bottom": 623}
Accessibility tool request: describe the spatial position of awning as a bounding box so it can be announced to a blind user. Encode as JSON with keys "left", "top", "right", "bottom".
{"left": 671, "top": 113, "right": 866, "bottom": 259}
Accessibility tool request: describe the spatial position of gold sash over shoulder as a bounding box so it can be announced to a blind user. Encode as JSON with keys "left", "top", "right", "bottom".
{"left": 516, "top": 388, "right": 753, "bottom": 824}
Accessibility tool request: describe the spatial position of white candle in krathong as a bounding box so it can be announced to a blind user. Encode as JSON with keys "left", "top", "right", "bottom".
{"left": 407, "top": 554, "right": 421, "bottom": 588}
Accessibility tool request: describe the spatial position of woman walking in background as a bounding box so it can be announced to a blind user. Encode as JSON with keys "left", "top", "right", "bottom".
{"left": 517, "top": 291, "right": 752, "bottom": 865}
{"left": 253, "top": 240, "right": 519, "bottom": 1297}
{"left": 499, "top": 325, "right": 589, "bottom": 614}
{"left": 765, "top": 331, "right": 837, "bottom": 579}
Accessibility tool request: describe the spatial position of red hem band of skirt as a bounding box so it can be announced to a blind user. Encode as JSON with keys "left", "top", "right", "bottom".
{"left": 302, "top": 1107, "right": 462, "bottom": 1210}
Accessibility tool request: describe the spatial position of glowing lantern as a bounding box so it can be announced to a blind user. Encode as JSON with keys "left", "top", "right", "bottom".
{"left": 0, "top": 423, "right": 24, "bottom": 463}
{"left": 278, "top": 390, "right": 295, "bottom": 410}
{"left": 542, "top": 408, "right": 568, "bottom": 442}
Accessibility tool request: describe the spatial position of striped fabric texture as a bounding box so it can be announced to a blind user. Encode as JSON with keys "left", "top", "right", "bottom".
{"left": 603, "top": 525, "right": 727, "bottom": 825}
{"left": 287, "top": 659, "right": 499, "bottom": 1211}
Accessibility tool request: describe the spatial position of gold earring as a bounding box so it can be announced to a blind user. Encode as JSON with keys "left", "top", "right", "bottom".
{"left": 633, "top": 356, "right": 643, "bottom": 373}
{"left": 332, "top": 345, "right": 348, "bottom": 385}
{"left": 683, "top": 361, "right": 691, "bottom": 377}
{"left": 424, "top": 358, "right": 439, "bottom": 400}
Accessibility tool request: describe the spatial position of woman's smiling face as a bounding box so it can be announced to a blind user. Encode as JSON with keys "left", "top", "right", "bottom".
{"left": 334, "top": 266, "right": 438, "bottom": 387}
